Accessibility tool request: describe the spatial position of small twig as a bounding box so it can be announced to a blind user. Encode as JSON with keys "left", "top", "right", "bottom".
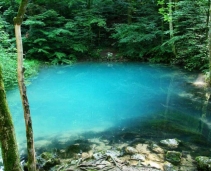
{"left": 109, "top": 155, "right": 123, "bottom": 171}
{"left": 77, "top": 158, "right": 82, "bottom": 166}
{"left": 56, "top": 165, "right": 64, "bottom": 171}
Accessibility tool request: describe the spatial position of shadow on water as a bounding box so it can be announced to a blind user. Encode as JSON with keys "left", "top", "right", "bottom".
{"left": 6, "top": 62, "right": 211, "bottom": 157}
{"left": 32, "top": 110, "right": 211, "bottom": 158}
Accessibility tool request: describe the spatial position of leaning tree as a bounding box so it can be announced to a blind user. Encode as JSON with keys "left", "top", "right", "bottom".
{"left": 14, "top": 0, "right": 36, "bottom": 170}
{"left": 0, "top": 65, "right": 22, "bottom": 171}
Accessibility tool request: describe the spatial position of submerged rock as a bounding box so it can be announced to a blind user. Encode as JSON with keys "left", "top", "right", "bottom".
{"left": 106, "top": 149, "right": 121, "bottom": 157}
{"left": 195, "top": 156, "right": 211, "bottom": 171}
{"left": 131, "top": 154, "right": 146, "bottom": 161}
{"left": 165, "top": 151, "right": 182, "bottom": 165}
{"left": 163, "top": 161, "right": 177, "bottom": 171}
{"left": 81, "top": 152, "right": 90, "bottom": 160}
{"left": 40, "top": 152, "right": 53, "bottom": 160}
{"left": 93, "top": 152, "right": 104, "bottom": 160}
{"left": 149, "top": 143, "right": 165, "bottom": 154}
{"left": 125, "top": 146, "right": 138, "bottom": 154}
{"left": 37, "top": 152, "right": 60, "bottom": 170}
{"left": 160, "top": 139, "right": 180, "bottom": 149}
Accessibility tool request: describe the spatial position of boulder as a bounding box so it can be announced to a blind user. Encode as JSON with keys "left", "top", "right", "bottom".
{"left": 165, "top": 151, "right": 182, "bottom": 165}
{"left": 160, "top": 139, "right": 180, "bottom": 149}
{"left": 195, "top": 156, "right": 211, "bottom": 171}
{"left": 163, "top": 161, "right": 177, "bottom": 171}
{"left": 149, "top": 143, "right": 165, "bottom": 154}
{"left": 37, "top": 152, "right": 60, "bottom": 170}
{"left": 81, "top": 152, "right": 90, "bottom": 160}
{"left": 106, "top": 149, "right": 121, "bottom": 157}
{"left": 131, "top": 154, "right": 146, "bottom": 161}
{"left": 125, "top": 146, "right": 138, "bottom": 154}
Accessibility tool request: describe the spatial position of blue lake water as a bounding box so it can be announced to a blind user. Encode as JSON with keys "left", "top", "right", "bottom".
{"left": 6, "top": 62, "right": 211, "bottom": 150}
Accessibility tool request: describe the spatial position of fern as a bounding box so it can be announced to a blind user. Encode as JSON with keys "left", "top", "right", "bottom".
{"left": 72, "top": 44, "right": 88, "bottom": 52}
{"left": 52, "top": 52, "right": 66, "bottom": 59}
{"left": 23, "top": 20, "right": 45, "bottom": 26}
{"left": 33, "top": 38, "right": 47, "bottom": 43}
{"left": 37, "top": 49, "right": 49, "bottom": 54}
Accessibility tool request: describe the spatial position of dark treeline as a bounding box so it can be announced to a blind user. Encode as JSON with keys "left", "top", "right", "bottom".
{"left": 0, "top": 0, "right": 209, "bottom": 70}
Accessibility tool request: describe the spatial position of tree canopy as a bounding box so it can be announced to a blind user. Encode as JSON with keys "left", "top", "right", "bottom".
{"left": 0, "top": 0, "right": 210, "bottom": 83}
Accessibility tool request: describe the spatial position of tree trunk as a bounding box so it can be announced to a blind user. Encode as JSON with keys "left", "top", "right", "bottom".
{"left": 14, "top": 0, "right": 36, "bottom": 170}
{"left": 161, "top": 1, "right": 165, "bottom": 44}
{"left": 0, "top": 66, "right": 22, "bottom": 171}
{"left": 169, "top": 0, "right": 176, "bottom": 57}
{"left": 206, "top": 0, "right": 211, "bottom": 39}
{"left": 127, "top": 0, "right": 132, "bottom": 24}
{"left": 208, "top": 2, "right": 211, "bottom": 86}
{"left": 87, "top": 0, "right": 93, "bottom": 9}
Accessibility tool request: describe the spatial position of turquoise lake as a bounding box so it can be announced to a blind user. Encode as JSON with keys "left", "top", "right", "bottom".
{"left": 6, "top": 62, "right": 211, "bottom": 151}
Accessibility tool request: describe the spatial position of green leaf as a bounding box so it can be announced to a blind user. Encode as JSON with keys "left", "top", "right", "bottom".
{"left": 33, "top": 38, "right": 47, "bottom": 43}
{"left": 72, "top": 44, "right": 87, "bottom": 52}
{"left": 23, "top": 20, "right": 46, "bottom": 26}
{"left": 52, "top": 52, "right": 66, "bottom": 59}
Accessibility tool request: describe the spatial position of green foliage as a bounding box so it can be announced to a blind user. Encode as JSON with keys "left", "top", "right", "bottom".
{"left": 21, "top": 1, "right": 108, "bottom": 63}
{"left": 0, "top": 15, "right": 18, "bottom": 88}
{"left": 112, "top": 21, "right": 160, "bottom": 58}
{"left": 0, "top": 0, "right": 210, "bottom": 72}
{"left": 0, "top": 16, "right": 40, "bottom": 89}
{"left": 157, "top": 0, "right": 175, "bottom": 22}
{"left": 172, "top": 0, "right": 208, "bottom": 71}
{"left": 111, "top": 1, "right": 161, "bottom": 59}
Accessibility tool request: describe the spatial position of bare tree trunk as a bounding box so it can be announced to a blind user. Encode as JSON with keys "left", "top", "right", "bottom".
{"left": 208, "top": 2, "right": 211, "bottom": 86}
{"left": 127, "top": 0, "right": 132, "bottom": 24}
{"left": 169, "top": 0, "right": 176, "bottom": 57}
{"left": 14, "top": 0, "right": 36, "bottom": 170}
{"left": 206, "top": 0, "right": 211, "bottom": 39}
{"left": 0, "top": 66, "right": 22, "bottom": 171}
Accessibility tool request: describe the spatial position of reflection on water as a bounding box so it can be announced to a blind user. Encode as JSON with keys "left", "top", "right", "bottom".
{"left": 6, "top": 62, "right": 211, "bottom": 150}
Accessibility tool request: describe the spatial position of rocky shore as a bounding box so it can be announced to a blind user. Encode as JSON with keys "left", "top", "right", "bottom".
{"left": 21, "top": 135, "right": 210, "bottom": 171}
{"left": 0, "top": 111, "right": 204, "bottom": 171}
{"left": 17, "top": 113, "right": 211, "bottom": 171}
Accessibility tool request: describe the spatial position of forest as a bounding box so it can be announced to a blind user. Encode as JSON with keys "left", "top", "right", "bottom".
{"left": 1, "top": 0, "right": 211, "bottom": 171}
{"left": 0, "top": 0, "right": 211, "bottom": 88}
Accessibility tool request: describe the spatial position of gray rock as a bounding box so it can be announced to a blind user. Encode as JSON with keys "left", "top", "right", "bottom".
{"left": 149, "top": 143, "right": 165, "bottom": 154}
{"left": 163, "top": 161, "right": 177, "bottom": 171}
{"left": 106, "top": 149, "right": 121, "bottom": 157}
{"left": 160, "top": 139, "right": 180, "bottom": 149}
{"left": 93, "top": 152, "right": 104, "bottom": 160}
{"left": 195, "top": 156, "right": 211, "bottom": 171}
{"left": 125, "top": 146, "right": 138, "bottom": 154}
{"left": 131, "top": 154, "right": 146, "bottom": 161}
{"left": 38, "top": 152, "right": 60, "bottom": 170}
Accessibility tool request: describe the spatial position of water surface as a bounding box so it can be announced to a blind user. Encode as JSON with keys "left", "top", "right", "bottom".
{"left": 6, "top": 62, "right": 211, "bottom": 149}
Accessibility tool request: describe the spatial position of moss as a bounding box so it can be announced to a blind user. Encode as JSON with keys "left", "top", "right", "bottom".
{"left": 149, "top": 119, "right": 194, "bottom": 135}
{"left": 0, "top": 66, "right": 22, "bottom": 171}
{"left": 165, "top": 151, "right": 182, "bottom": 165}
{"left": 41, "top": 152, "right": 54, "bottom": 160}
{"left": 195, "top": 156, "right": 211, "bottom": 171}
{"left": 64, "top": 140, "right": 92, "bottom": 158}
{"left": 189, "top": 135, "right": 209, "bottom": 146}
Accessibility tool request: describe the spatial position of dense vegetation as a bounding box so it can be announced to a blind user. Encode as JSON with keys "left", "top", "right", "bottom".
{"left": 0, "top": 14, "right": 40, "bottom": 89}
{"left": 0, "top": 0, "right": 210, "bottom": 87}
